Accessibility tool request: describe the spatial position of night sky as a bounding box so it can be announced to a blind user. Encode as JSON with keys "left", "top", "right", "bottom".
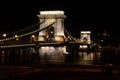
{"left": 0, "top": 1, "right": 120, "bottom": 44}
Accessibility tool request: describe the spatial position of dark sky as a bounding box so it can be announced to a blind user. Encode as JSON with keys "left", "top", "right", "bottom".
{"left": 0, "top": 1, "right": 120, "bottom": 44}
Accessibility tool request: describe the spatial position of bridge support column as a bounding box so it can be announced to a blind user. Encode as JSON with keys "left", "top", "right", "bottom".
{"left": 37, "top": 10, "right": 66, "bottom": 42}
{"left": 80, "top": 31, "right": 91, "bottom": 44}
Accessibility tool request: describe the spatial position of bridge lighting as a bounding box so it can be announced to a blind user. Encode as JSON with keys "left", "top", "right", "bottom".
{"left": 101, "top": 39, "right": 104, "bottom": 42}
{"left": 50, "top": 31, "right": 53, "bottom": 34}
{"left": 81, "top": 31, "right": 91, "bottom": 34}
{"left": 31, "top": 35, "right": 35, "bottom": 38}
{"left": 67, "top": 36, "right": 70, "bottom": 38}
{"left": 31, "top": 35, "right": 36, "bottom": 41}
{"left": 40, "top": 11, "right": 64, "bottom": 15}
{"left": 46, "top": 35, "right": 49, "bottom": 38}
{"left": 80, "top": 45, "right": 88, "bottom": 49}
{"left": 15, "top": 35, "right": 18, "bottom": 38}
{"left": 3, "top": 33, "right": 6, "bottom": 38}
{"left": 55, "top": 36, "right": 64, "bottom": 42}
{"left": 14, "top": 35, "right": 19, "bottom": 40}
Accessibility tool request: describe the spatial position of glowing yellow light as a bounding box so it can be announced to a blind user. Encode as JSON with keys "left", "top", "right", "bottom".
{"left": 40, "top": 11, "right": 64, "bottom": 15}
{"left": 63, "top": 46, "right": 67, "bottom": 53}
{"left": 31, "top": 35, "right": 35, "bottom": 38}
{"left": 38, "top": 37, "right": 45, "bottom": 41}
{"left": 3, "top": 34, "right": 6, "bottom": 37}
{"left": 15, "top": 35, "right": 18, "bottom": 38}
{"left": 50, "top": 31, "right": 53, "bottom": 34}
{"left": 55, "top": 36, "right": 64, "bottom": 42}
{"left": 81, "top": 31, "right": 91, "bottom": 34}
{"left": 80, "top": 45, "right": 88, "bottom": 49}
{"left": 101, "top": 40, "right": 104, "bottom": 42}
{"left": 46, "top": 36, "right": 49, "bottom": 38}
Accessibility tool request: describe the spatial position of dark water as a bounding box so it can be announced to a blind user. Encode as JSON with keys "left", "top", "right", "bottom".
{"left": 0, "top": 47, "right": 120, "bottom": 66}
{"left": 0, "top": 48, "right": 35, "bottom": 66}
{"left": 75, "top": 52, "right": 101, "bottom": 65}
{"left": 0, "top": 48, "right": 99, "bottom": 66}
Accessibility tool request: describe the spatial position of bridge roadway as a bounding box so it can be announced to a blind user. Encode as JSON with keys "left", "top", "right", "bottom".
{"left": 0, "top": 64, "right": 120, "bottom": 80}
{"left": 0, "top": 41, "right": 92, "bottom": 48}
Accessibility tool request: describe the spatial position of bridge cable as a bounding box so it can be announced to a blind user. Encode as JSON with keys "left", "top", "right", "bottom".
{"left": 0, "top": 20, "right": 56, "bottom": 42}
{"left": 64, "top": 27, "right": 77, "bottom": 41}
{"left": 7, "top": 20, "right": 45, "bottom": 36}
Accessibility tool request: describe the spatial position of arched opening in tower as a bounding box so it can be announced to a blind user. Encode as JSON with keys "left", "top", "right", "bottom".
{"left": 45, "top": 26, "right": 55, "bottom": 42}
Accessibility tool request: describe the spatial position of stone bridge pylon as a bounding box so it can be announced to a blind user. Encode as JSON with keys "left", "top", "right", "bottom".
{"left": 37, "top": 10, "right": 66, "bottom": 42}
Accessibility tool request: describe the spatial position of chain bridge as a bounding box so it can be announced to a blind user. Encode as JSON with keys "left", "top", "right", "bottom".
{"left": 0, "top": 10, "right": 92, "bottom": 48}
{"left": 0, "top": 10, "right": 94, "bottom": 65}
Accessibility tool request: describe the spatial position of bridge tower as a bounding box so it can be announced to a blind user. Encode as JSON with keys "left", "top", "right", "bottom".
{"left": 37, "top": 10, "right": 66, "bottom": 42}
{"left": 80, "top": 31, "right": 91, "bottom": 44}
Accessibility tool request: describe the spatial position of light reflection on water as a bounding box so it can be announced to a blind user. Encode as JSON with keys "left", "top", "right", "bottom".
{"left": 39, "top": 46, "right": 101, "bottom": 65}
{"left": 39, "top": 46, "right": 66, "bottom": 63}
{"left": 0, "top": 47, "right": 102, "bottom": 66}
{"left": 75, "top": 52, "right": 101, "bottom": 65}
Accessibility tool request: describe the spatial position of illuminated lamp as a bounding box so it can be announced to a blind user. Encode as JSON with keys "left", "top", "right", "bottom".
{"left": 81, "top": 31, "right": 91, "bottom": 34}
{"left": 54, "top": 36, "right": 64, "bottom": 42}
{"left": 40, "top": 11, "right": 64, "bottom": 15}
{"left": 38, "top": 36, "right": 46, "bottom": 41}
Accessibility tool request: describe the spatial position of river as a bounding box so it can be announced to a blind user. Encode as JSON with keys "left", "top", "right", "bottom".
{"left": 0, "top": 46, "right": 120, "bottom": 66}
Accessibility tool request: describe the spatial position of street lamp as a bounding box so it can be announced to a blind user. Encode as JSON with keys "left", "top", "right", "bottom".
{"left": 15, "top": 34, "right": 19, "bottom": 40}
{"left": 32, "top": 35, "right": 35, "bottom": 38}
{"left": 31, "top": 35, "right": 35, "bottom": 41}
{"left": 3, "top": 33, "right": 6, "bottom": 38}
